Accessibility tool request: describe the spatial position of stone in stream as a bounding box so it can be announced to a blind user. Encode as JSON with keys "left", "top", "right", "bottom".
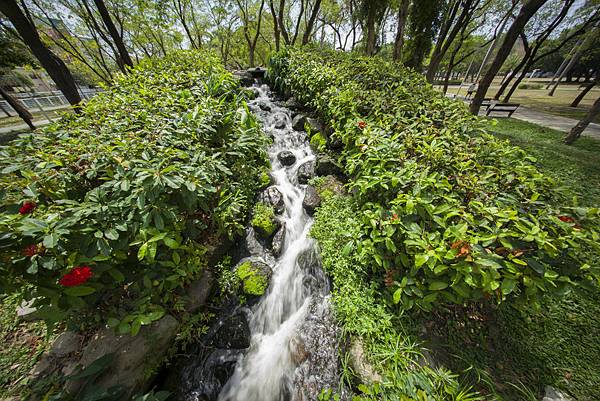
{"left": 274, "top": 118, "right": 286, "bottom": 129}
{"left": 213, "top": 312, "right": 251, "bottom": 349}
{"left": 179, "top": 348, "right": 241, "bottom": 401}
{"left": 292, "top": 114, "right": 307, "bottom": 131}
{"left": 258, "top": 100, "right": 272, "bottom": 112}
{"left": 259, "top": 186, "right": 284, "bottom": 214}
{"left": 297, "top": 161, "right": 315, "bottom": 184}
{"left": 542, "top": 386, "right": 574, "bottom": 401}
{"left": 302, "top": 185, "right": 321, "bottom": 215}
{"left": 234, "top": 258, "right": 273, "bottom": 297}
{"left": 277, "top": 150, "right": 296, "bottom": 166}
{"left": 306, "top": 117, "right": 323, "bottom": 134}
{"left": 271, "top": 223, "right": 286, "bottom": 257}
{"left": 316, "top": 154, "right": 343, "bottom": 177}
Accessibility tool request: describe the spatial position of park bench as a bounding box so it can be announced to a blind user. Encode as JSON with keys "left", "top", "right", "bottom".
{"left": 481, "top": 98, "right": 492, "bottom": 108}
{"left": 485, "top": 102, "right": 520, "bottom": 117}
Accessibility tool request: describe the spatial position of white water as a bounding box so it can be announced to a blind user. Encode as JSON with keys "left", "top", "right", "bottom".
{"left": 218, "top": 85, "right": 325, "bottom": 401}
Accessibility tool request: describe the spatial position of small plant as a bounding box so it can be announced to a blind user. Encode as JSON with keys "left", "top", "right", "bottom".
{"left": 251, "top": 202, "right": 277, "bottom": 237}
{"left": 310, "top": 131, "right": 327, "bottom": 151}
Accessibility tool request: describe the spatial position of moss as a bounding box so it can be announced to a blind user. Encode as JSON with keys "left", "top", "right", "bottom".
{"left": 259, "top": 171, "right": 271, "bottom": 188}
{"left": 251, "top": 202, "right": 277, "bottom": 237}
{"left": 310, "top": 132, "right": 327, "bottom": 151}
{"left": 236, "top": 262, "right": 268, "bottom": 296}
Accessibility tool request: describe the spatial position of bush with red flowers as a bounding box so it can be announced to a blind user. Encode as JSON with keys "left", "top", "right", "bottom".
{"left": 0, "top": 51, "right": 269, "bottom": 333}
{"left": 270, "top": 47, "right": 600, "bottom": 312}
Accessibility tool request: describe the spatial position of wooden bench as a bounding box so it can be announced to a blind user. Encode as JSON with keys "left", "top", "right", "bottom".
{"left": 481, "top": 98, "right": 492, "bottom": 108}
{"left": 486, "top": 102, "right": 520, "bottom": 117}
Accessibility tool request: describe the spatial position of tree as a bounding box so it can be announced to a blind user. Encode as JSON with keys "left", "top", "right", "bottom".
{"left": 404, "top": 0, "right": 445, "bottom": 71}
{"left": 425, "top": 0, "right": 482, "bottom": 82}
{"left": 235, "top": 0, "right": 266, "bottom": 67}
{"left": 0, "top": 28, "right": 36, "bottom": 129}
{"left": 0, "top": 0, "right": 81, "bottom": 108}
{"left": 470, "top": 0, "right": 550, "bottom": 115}
{"left": 359, "top": 0, "right": 389, "bottom": 55}
{"left": 392, "top": 0, "right": 409, "bottom": 60}
{"left": 564, "top": 96, "right": 600, "bottom": 144}
{"left": 93, "top": 0, "right": 134, "bottom": 70}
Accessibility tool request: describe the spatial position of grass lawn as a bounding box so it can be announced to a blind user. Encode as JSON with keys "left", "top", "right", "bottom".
{"left": 441, "top": 82, "right": 600, "bottom": 123}
{"left": 0, "top": 294, "right": 52, "bottom": 398}
{"left": 417, "top": 118, "right": 600, "bottom": 401}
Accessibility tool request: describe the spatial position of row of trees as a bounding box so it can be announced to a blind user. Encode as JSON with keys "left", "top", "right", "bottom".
{"left": 1, "top": 0, "right": 599, "bottom": 141}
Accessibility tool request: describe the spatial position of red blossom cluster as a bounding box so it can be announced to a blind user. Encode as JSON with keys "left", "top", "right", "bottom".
{"left": 357, "top": 121, "right": 366, "bottom": 129}
{"left": 19, "top": 201, "right": 36, "bottom": 215}
{"left": 23, "top": 244, "right": 40, "bottom": 257}
{"left": 558, "top": 215, "right": 575, "bottom": 223}
{"left": 59, "top": 266, "right": 93, "bottom": 287}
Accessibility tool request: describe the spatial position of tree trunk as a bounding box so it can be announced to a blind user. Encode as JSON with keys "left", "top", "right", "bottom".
{"left": 470, "top": 0, "right": 548, "bottom": 115}
{"left": 570, "top": 82, "right": 596, "bottom": 107}
{"left": 269, "top": 0, "right": 281, "bottom": 51}
{"left": 302, "top": 0, "right": 322, "bottom": 44}
{"left": 366, "top": 7, "right": 376, "bottom": 55}
{"left": 0, "top": 0, "right": 82, "bottom": 108}
{"left": 503, "top": 65, "right": 530, "bottom": 102}
{"left": 564, "top": 96, "right": 600, "bottom": 144}
{"left": 0, "top": 87, "right": 36, "bottom": 130}
{"left": 393, "top": 0, "right": 409, "bottom": 61}
{"left": 93, "top": 0, "right": 133, "bottom": 69}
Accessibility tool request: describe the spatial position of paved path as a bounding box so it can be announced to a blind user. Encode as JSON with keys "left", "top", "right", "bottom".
{"left": 447, "top": 94, "right": 600, "bottom": 140}
{"left": 510, "top": 106, "right": 600, "bottom": 140}
{"left": 0, "top": 119, "right": 51, "bottom": 135}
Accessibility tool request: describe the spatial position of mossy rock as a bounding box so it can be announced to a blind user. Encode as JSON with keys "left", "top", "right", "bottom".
{"left": 251, "top": 202, "right": 278, "bottom": 238}
{"left": 310, "top": 132, "right": 327, "bottom": 152}
{"left": 235, "top": 259, "right": 272, "bottom": 296}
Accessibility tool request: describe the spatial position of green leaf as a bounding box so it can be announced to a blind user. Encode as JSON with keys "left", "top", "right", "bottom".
{"left": 105, "top": 228, "right": 119, "bottom": 240}
{"left": 43, "top": 233, "right": 58, "bottom": 249}
{"left": 64, "top": 286, "right": 96, "bottom": 297}
{"left": 392, "top": 288, "right": 402, "bottom": 304}
{"left": 428, "top": 281, "right": 448, "bottom": 291}
{"left": 137, "top": 243, "right": 148, "bottom": 260}
{"left": 501, "top": 278, "right": 517, "bottom": 295}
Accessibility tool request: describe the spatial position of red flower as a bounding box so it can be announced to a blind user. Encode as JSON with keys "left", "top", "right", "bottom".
{"left": 23, "top": 244, "right": 39, "bottom": 257}
{"left": 558, "top": 215, "right": 575, "bottom": 223}
{"left": 390, "top": 213, "right": 399, "bottom": 222}
{"left": 19, "top": 201, "right": 36, "bottom": 215}
{"left": 59, "top": 266, "right": 93, "bottom": 287}
{"left": 357, "top": 121, "right": 367, "bottom": 129}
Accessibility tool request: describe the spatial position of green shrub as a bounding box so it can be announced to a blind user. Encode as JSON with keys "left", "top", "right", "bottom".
{"left": 310, "top": 131, "right": 327, "bottom": 151}
{"left": 0, "top": 51, "right": 269, "bottom": 333}
{"left": 270, "top": 47, "right": 600, "bottom": 312}
{"left": 518, "top": 83, "right": 543, "bottom": 90}
{"left": 251, "top": 202, "right": 277, "bottom": 237}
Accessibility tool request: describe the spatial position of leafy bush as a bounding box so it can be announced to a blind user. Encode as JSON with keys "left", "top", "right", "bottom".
{"left": 518, "top": 83, "right": 543, "bottom": 90}
{"left": 270, "top": 47, "right": 600, "bottom": 312}
{"left": 0, "top": 51, "right": 269, "bottom": 332}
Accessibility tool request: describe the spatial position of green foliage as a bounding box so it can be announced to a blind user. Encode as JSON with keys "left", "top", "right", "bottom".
{"left": 517, "top": 83, "right": 543, "bottom": 90}
{"left": 236, "top": 261, "right": 268, "bottom": 296}
{"left": 310, "top": 131, "right": 327, "bottom": 152}
{"left": 310, "top": 192, "right": 479, "bottom": 400}
{"left": 0, "top": 50, "right": 269, "bottom": 332}
{"left": 251, "top": 202, "right": 277, "bottom": 237}
{"left": 270, "top": 46, "right": 600, "bottom": 313}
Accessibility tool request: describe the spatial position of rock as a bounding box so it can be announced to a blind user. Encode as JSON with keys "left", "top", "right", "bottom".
{"left": 542, "top": 386, "right": 574, "bottom": 401}
{"left": 284, "top": 97, "right": 302, "bottom": 110}
{"left": 179, "top": 348, "right": 241, "bottom": 401}
{"left": 272, "top": 224, "right": 286, "bottom": 257}
{"left": 235, "top": 258, "right": 272, "bottom": 297}
{"left": 306, "top": 117, "right": 323, "bottom": 133}
{"left": 185, "top": 269, "right": 214, "bottom": 314}
{"left": 297, "top": 161, "right": 315, "bottom": 184}
{"left": 292, "top": 114, "right": 307, "bottom": 131}
{"left": 213, "top": 313, "right": 250, "bottom": 349}
{"left": 233, "top": 70, "right": 253, "bottom": 87}
{"left": 274, "top": 118, "right": 286, "bottom": 129}
{"left": 52, "top": 331, "right": 83, "bottom": 358}
{"left": 258, "top": 101, "right": 272, "bottom": 112}
{"left": 259, "top": 186, "right": 284, "bottom": 214}
{"left": 290, "top": 336, "right": 309, "bottom": 364}
{"left": 29, "top": 331, "right": 84, "bottom": 382}
{"left": 277, "top": 150, "right": 296, "bottom": 166}
{"left": 316, "top": 154, "right": 343, "bottom": 177}
{"left": 248, "top": 67, "right": 266, "bottom": 79}
{"left": 302, "top": 185, "right": 321, "bottom": 215}
{"left": 348, "top": 337, "right": 382, "bottom": 385}
{"left": 65, "top": 315, "right": 179, "bottom": 400}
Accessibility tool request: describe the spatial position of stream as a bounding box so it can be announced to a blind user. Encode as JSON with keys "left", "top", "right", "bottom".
{"left": 178, "top": 82, "right": 341, "bottom": 401}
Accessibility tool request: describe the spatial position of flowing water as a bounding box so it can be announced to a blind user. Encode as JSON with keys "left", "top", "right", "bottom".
{"left": 216, "top": 84, "right": 335, "bottom": 401}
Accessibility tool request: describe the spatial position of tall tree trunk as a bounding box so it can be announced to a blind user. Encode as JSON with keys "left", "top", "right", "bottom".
{"left": 470, "top": 0, "right": 549, "bottom": 115}
{"left": 93, "top": 0, "right": 133, "bottom": 69}
{"left": 366, "top": 7, "right": 376, "bottom": 55}
{"left": 302, "top": 0, "right": 322, "bottom": 44}
{"left": 269, "top": 0, "right": 281, "bottom": 51}
{"left": 571, "top": 82, "right": 596, "bottom": 107}
{"left": 0, "top": 87, "right": 36, "bottom": 130}
{"left": 503, "top": 64, "right": 530, "bottom": 102}
{"left": 0, "top": 0, "right": 81, "bottom": 108}
{"left": 393, "top": 0, "right": 409, "bottom": 61}
{"left": 564, "top": 96, "right": 600, "bottom": 144}
{"left": 494, "top": 33, "right": 530, "bottom": 100}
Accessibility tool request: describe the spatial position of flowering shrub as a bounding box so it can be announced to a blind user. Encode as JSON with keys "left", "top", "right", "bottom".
{"left": 0, "top": 51, "right": 269, "bottom": 332}
{"left": 270, "top": 47, "right": 600, "bottom": 311}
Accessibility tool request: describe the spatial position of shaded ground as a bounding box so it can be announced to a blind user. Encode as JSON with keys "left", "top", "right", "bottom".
{"left": 414, "top": 118, "right": 600, "bottom": 401}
